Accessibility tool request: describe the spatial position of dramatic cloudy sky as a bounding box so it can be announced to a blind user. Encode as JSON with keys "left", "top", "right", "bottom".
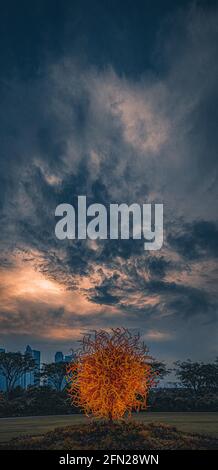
{"left": 0, "top": 0, "right": 218, "bottom": 364}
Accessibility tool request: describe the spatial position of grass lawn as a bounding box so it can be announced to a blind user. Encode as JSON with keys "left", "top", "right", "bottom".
{"left": 0, "top": 412, "right": 217, "bottom": 443}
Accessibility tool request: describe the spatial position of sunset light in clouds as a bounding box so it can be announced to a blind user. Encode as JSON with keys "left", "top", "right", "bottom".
{"left": 0, "top": 250, "right": 172, "bottom": 349}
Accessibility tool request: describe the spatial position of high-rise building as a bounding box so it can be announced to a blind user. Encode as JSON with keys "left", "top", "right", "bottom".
{"left": 55, "top": 351, "right": 64, "bottom": 363}
{"left": 53, "top": 350, "right": 74, "bottom": 390}
{"left": 55, "top": 351, "right": 75, "bottom": 364}
{"left": 19, "top": 345, "right": 41, "bottom": 388}
{"left": 32, "top": 348, "right": 41, "bottom": 387}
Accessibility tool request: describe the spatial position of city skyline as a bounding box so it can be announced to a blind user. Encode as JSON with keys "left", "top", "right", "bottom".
{"left": 0, "top": 344, "right": 75, "bottom": 391}
{"left": 0, "top": 344, "right": 74, "bottom": 365}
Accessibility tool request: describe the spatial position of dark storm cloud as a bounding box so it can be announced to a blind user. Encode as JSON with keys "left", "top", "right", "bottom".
{"left": 146, "top": 256, "right": 170, "bottom": 279}
{"left": 90, "top": 285, "right": 120, "bottom": 306}
{"left": 146, "top": 280, "right": 216, "bottom": 319}
{"left": 87, "top": 254, "right": 217, "bottom": 323}
{"left": 168, "top": 220, "right": 218, "bottom": 260}
{"left": 0, "top": 0, "right": 198, "bottom": 80}
{"left": 100, "top": 239, "right": 145, "bottom": 261}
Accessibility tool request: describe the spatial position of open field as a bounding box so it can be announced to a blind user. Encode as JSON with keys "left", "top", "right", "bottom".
{"left": 0, "top": 412, "right": 217, "bottom": 443}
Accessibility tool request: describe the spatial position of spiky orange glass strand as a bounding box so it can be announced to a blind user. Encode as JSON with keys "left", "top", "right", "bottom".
{"left": 66, "top": 328, "right": 158, "bottom": 420}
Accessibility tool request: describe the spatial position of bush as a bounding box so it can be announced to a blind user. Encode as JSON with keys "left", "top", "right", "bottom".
{"left": 148, "top": 388, "right": 218, "bottom": 412}
{"left": 0, "top": 386, "right": 77, "bottom": 417}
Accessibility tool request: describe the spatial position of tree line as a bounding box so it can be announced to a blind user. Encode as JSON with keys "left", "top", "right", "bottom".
{"left": 0, "top": 351, "right": 217, "bottom": 416}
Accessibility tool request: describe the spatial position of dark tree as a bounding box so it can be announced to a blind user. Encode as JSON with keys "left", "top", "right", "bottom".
{"left": 0, "top": 352, "right": 36, "bottom": 396}
{"left": 200, "top": 362, "right": 218, "bottom": 390}
{"left": 40, "top": 362, "right": 68, "bottom": 391}
{"left": 151, "top": 361, "right": 170, "bottom": 381}
{"left": 174, "top": 359, "right": 218, "bottom": 393}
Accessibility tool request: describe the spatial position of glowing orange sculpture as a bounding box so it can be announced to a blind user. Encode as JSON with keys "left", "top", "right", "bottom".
{"left": 67, "top": 328, "right": 157, "bottom": 420}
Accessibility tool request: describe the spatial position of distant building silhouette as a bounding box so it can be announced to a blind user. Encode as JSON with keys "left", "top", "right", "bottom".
{"left": 23, "top": 345, "right": 41, "bottom": 388}
{"left": 53, "top": 350, "right": 75, "bottom": 390}
{"left": 55, "top": 351, "right": 74, "bottom": 364}
{"left": 55, "top": 351, "right": 64, "bottom": 363}
{"left": 64, "top": 354, "right": 74, "bottom": 363}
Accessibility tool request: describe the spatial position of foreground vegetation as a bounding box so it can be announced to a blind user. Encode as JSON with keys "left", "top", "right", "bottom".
{"left": 1, "top": 420, "right": 217, "bottom": 450}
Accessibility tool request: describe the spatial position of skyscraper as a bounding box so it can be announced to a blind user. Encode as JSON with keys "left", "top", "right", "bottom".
{"left": 55, "top": 351, "right": 64, "bottom": 363}
{"left": 53, "top": 350, "right": 74, "bottom": 390}
{"left": 20, "top": 345, "right": 41, "bottom": 388}
{"left": 55, "top": 351, "right": 75, "bottom": 363}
